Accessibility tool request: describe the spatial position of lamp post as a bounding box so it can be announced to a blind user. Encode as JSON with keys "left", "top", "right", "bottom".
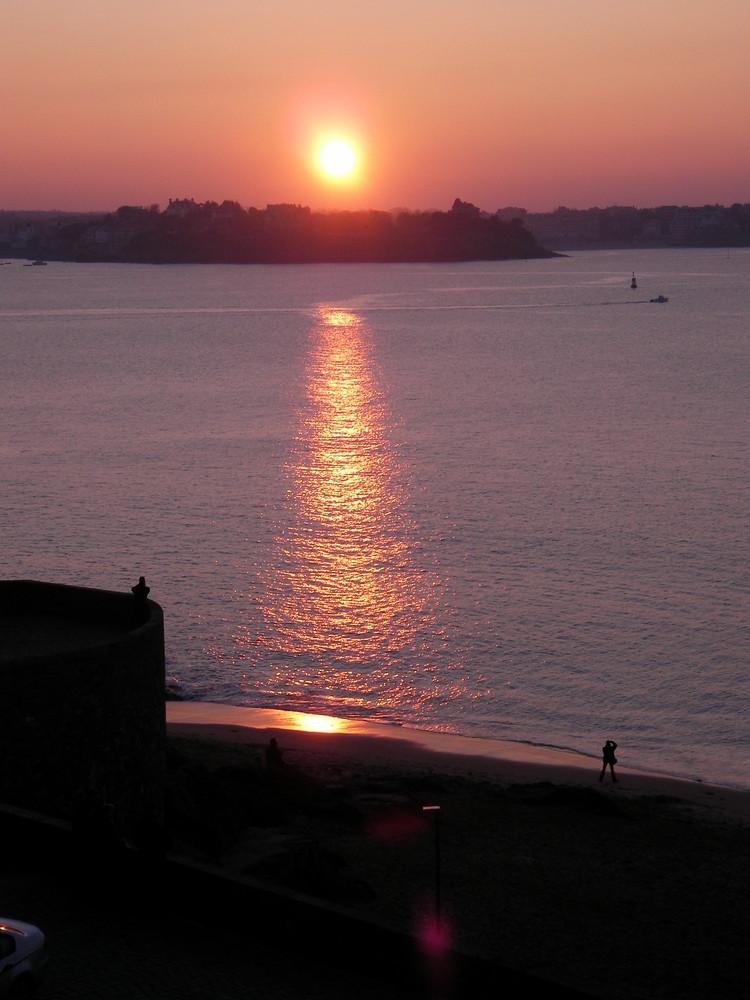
{"left": 422, "top": 805, "right": 441, "bottom": 929}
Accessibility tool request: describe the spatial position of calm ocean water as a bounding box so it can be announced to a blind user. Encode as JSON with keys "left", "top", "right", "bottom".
{"left": 2, "top": 249, "right": 748, "bottom": 788}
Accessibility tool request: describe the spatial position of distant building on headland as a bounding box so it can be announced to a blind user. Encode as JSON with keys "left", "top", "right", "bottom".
{"left": 496, "top": 202, "right": 750, "bottom": 251}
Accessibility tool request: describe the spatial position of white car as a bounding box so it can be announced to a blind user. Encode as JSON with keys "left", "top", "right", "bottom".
{"left": 0, "top": 919, "right": 48, "bottom": 998}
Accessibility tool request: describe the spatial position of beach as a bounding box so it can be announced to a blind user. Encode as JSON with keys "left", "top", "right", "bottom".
{"left": 166, "top": 704, "right": 749, "bottom": 999}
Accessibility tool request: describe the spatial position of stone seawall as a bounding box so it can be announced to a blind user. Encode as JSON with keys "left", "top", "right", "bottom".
{"left": 0, "top": 580, "right": 166, "bottom": 837}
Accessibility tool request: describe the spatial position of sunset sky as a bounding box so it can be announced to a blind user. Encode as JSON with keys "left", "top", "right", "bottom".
{"left": 4, "top": 1, "right": 750, "bottom": 213}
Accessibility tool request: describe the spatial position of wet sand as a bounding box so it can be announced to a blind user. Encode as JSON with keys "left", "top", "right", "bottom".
{"left": 166, "top": 704, "right": 750, "bottom": 999}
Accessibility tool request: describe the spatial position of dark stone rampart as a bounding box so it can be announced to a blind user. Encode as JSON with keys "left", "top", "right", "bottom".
{"left": 0, "top": 580, "right": 165, "bottom": 837}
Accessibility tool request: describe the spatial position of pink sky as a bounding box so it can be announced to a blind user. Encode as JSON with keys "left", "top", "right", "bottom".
{"left": 4, "top": 1, "right": 750, "bottom": 213}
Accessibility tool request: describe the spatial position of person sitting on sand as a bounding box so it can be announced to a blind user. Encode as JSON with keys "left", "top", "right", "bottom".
{"left": 265, "top": 737, "right": 284, "bottom": 769}
{"left": 599, "top": 739, "right": 618, "bottom": 783}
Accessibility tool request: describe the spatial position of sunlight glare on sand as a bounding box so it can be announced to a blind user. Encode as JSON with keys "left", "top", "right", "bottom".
{"left": 282, "top": 711, "right": 347, "bottom": 733}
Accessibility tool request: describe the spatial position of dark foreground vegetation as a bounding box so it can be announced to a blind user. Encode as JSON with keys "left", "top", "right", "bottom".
{"left": 1, "top": 198, "right": 552, "bottom": 264}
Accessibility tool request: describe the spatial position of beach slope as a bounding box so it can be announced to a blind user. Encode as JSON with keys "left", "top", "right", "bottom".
{"left": 166, "top": 705, "right": 749, "bottom": 999}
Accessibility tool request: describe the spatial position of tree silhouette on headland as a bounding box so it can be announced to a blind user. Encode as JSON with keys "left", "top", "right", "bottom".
{"left": 8, "top": 198, "right": 554, "bottom": 264}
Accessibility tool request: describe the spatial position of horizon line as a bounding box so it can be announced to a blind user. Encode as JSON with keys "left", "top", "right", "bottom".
{"left": 3, "top": 197, "right": 750, "bottom": 218}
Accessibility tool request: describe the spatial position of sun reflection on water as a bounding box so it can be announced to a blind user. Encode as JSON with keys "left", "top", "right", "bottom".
{"left": 249, "top": 306, "right": 461, "bottom": 717}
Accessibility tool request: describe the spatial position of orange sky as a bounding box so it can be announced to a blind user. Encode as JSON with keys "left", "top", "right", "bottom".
{"left": 4, "top": 1, "right": 750, "bottom": 213}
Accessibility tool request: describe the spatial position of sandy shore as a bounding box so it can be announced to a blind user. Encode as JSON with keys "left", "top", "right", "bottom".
{"left": 166, "top": 702, "right": 750, "bottom": 822}
{"left": 166, "top": 703, "right": 749, "bottom": 999}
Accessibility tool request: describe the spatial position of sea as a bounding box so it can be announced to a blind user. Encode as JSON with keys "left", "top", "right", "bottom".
{"left": 2, "top": 249, "right": 748, "bottom": 789}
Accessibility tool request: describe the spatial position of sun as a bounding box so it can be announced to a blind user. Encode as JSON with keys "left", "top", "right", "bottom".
{"left": 319, "top": 140, "right": 356, "bottom": 178}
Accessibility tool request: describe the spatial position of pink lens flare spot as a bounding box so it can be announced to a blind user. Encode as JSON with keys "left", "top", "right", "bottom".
{"left": 415, "top": 911, "right": 453, "bottom": 956}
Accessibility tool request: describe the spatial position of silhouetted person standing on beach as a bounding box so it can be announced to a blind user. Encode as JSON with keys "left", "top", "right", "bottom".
{"left": 131, "top": 575, "right": 150, "bottom": 624}
{"left": 599, "top": 739, "right": 618, "bottom": 783}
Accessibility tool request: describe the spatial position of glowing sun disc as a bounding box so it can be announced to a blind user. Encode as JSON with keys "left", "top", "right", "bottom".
{"left": 319, "top": 140, "right": 356, "bottom": 177}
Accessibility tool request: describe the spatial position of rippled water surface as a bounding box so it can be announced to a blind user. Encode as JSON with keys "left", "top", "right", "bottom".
{"left": 2, "top": 250, "right": 748, "bottom": 786}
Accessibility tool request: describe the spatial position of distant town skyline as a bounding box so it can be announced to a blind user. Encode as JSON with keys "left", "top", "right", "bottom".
{"left": 4, "top": 196, "right": 750, "bottom": 221}
{"left": 3, "top": 196, "right": 749, "bottom": 218}
{"left": 5, "top": 200, "right": 748, "bottom": 268}
{"left": 5, "top": 2, "right": 749, "bottom": 214}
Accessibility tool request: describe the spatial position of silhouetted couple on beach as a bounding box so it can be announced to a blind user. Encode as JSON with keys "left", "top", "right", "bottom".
{"left": 599, "top": 740, "right": 618, "bottom": 783}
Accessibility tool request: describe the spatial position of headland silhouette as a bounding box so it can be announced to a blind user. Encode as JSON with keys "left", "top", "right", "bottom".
{"left": 1, "top": 198, "right": 551, "bottom": 264}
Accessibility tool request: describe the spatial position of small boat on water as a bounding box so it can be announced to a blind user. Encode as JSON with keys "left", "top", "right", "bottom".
{"left": 630, "top": 272, "right": 637, "bottom": 289}
{"left": 650, "top": 294, "right": 669, "bottom": 303}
